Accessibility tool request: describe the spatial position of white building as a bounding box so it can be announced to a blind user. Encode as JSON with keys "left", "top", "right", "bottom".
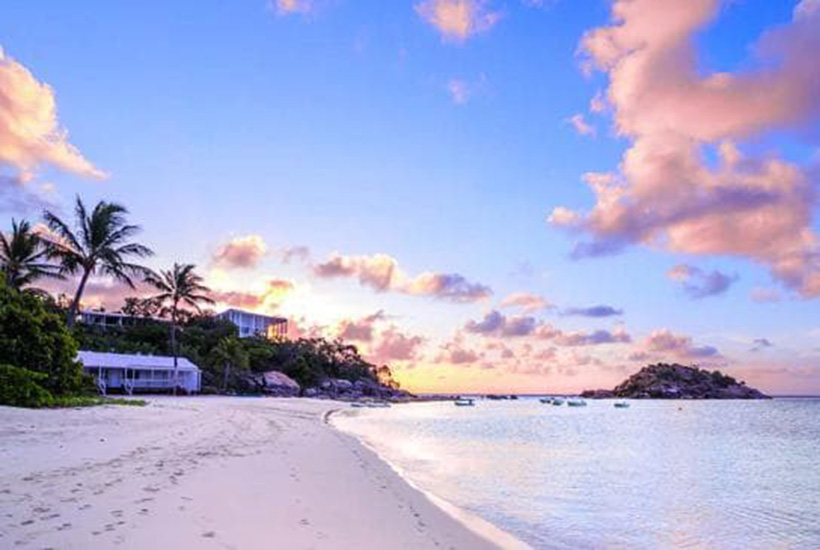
{"left": 216, "top": 308, "right": 288, "bottom": 339}
{"left": 78, "top": 351, "right": 201, "bottom": 395}
{"left": 79, "top": 310, "right": 168, "bottom": 330}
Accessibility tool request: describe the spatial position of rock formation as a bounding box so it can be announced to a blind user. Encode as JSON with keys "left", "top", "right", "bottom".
{"left": 582, "top": 363, "right": 769, "bottom": 399}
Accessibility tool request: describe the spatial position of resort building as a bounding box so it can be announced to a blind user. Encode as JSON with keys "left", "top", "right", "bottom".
{"left": 78, "top": 350, "right": 202, "bottom": 395}
{"left": 216, "top": 308, "right": 288, "bottom": 339}
{"left": 78, "top": 310, "right": 168, "bottom": 330}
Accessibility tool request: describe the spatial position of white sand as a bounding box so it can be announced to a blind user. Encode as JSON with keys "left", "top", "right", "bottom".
{"left": 0, "top": 397, "right": 511, "bottom": 549}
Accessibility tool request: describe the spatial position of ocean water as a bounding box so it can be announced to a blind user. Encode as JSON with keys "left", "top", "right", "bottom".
{"left": 332, "top": 398, "right": 820, "bottom": 549}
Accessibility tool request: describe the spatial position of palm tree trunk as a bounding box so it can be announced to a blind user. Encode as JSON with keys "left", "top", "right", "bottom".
{"left": 170, "top": 311, "right": 178, "bottom": 396}
{"left": 67, "top": 268, "right": 92, "bottom": 328}
{"left": 222, "top": 362, "right": 231, "bottom": 392}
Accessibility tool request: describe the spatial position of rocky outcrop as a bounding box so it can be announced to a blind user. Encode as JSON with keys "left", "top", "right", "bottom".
{"left": 241, "top": 371, "right": 301, "bottom": 397}
{"left": 260, "top": 371, "right": 301, "bottom": 397}
{"left": 305, "top": 377, "right": 410, "bottom": 401}
{"left": 585, "top": 363, "right": 769, "bottom": 399}
{"left": 580, "top": 389, "right": 614, "bottom": 399}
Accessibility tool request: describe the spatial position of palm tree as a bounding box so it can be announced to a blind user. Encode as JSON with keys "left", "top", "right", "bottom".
{"left": 0, "top": 219, "right": 63, "bottom": 290}
{"left": 43, "top": 197, "right": 153, "bottom": 327}
{"left": 209, "top": 336, "right": 249, "bottom": 392}
{"left": 145, "top": 263, "right": 214, "bottom": 394}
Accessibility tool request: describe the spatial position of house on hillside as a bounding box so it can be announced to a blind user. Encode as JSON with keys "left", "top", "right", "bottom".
{"left": 216, "top": 308, "right": 288, "bottom": 339}
{"left": 78, "top": 310, "right": 168, "bottom": 330}
{"left": 78, "top": 351, "right": 201, "bottom": 395}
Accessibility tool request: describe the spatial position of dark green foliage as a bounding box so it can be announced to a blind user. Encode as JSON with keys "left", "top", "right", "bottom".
{"left": 0, "top": 364, "right": 53, "bottom": 408}
{"left": 74, "top": 322, "right": 171, "bottom": 355}
{"left": 0, "top": 219, "right": 63, "bottom": 290}
{"left": 710, "top": 369, "right": 738, "bottom": 388}
{"left": 0, "top": 279, "right": 84, "bottom": 394}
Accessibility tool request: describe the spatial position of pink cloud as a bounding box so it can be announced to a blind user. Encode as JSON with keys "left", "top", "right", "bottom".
{"left": 550, "top": 0, "right": 820, "bottom": 298}
{"left": 212, "top": 235, "right": 268, "bottom": 269}
{"left": 667, "top": 264, "right": 737, "bottom": 299}
{"left": 499, "top": 291, "right": 551, "bottom": 313}
{"left": 635, "top": 328, "right": 721, "bottom": 361}
{"left": 272, "top": 0, "right": 312, "bottom": 15}
{"left": 437, "top": 336, "right": 483, "bottom": 365}
{"left": 369, "top": 326, "right": 426, "bottom": 365}
{"left": 336, "top": 310, "right": 386, "bottom": 342}
{"left": 463, "top": 309, "right": 632, "bottom": 346}
{"left": 313, "top": 251, "right": 491, "bottom": 303}
{"left": 0, "top": 48, "right": 105, "bottom": 204}
{"left": 212, "top": 278, "right": 294, "bottom": 312}
{"left": 568, "top": 113, "right": 596, "bottom": 136}
{"left": 415, "top": 0, "right": 501, "bottom": 42}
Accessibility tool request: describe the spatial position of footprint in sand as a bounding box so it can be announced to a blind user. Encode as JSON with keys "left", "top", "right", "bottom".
{"left": 202, "top": 531, "right": 216, "bottom": 538}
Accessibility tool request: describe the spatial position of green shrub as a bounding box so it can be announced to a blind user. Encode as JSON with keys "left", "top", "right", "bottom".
{"left": 0, "top": 364, "right": 54, "bottom": 408}
{"left": 0, "top": 280, "right": 83, "bottom": 395}
{"left": 47, "top": 396, "right": 147, "bottom": 408}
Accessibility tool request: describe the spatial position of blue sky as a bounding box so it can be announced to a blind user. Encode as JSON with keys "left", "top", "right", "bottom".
{"left": 2, "top": 0, "right": 818, "bottom": 393}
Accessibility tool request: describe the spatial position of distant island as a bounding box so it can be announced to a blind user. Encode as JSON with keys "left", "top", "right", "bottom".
{"left": 582, "top": 363, "right": 770, "bottom": 399}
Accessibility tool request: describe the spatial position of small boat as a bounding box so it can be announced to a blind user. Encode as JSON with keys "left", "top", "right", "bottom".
{"left": 614, "top": 401, "right": 630, "bottom": 409}
{"left": 551, "top": 397, "right": 565, "bottom": 406}
{"left": 350, "top": 402, "right": 368, "bottom": 408}
{"left": 539, "top": 397, "right": 553, "bottom": 404}
{"left": 454, "top": 398, "right": 476, "bottom": 407}
{"left": 567, "top": 399, "right": 587, "bottom": 407}
{"left": 366, "top": 401, "right": 391, "bottom": 408}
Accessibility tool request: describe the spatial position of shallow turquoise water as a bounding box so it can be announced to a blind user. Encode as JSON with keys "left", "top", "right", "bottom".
{"left": 333, "top": 398, "right": 820, "bottom": 549}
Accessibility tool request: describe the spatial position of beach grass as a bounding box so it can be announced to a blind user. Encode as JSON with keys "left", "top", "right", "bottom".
{"left": 45, "top": 396, "right": 148, "bottom": 408}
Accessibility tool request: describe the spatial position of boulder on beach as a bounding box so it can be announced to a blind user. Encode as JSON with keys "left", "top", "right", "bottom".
{"left": 261, "top": 371, "right": 301, "bottom": 397}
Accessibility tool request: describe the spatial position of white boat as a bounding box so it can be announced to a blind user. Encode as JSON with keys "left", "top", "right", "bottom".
{"left": 551, "top": 397, "right": 565, "bottom": 406}
{"left": 614, "top": 400, "right": 630, "bottom": 408}
{"left": 567, "top": 398, "right": 587, "bottom": 407}
{"left": 539, "top": 397, "right": 553, "bottom": 404}
{"left": 454, "top": 398, "right": 476, "bottom": 407}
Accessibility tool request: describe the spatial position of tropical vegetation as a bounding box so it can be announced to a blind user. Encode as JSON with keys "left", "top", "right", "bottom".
{"left": 144, "top": 263, "right": 215, "bottom": 393}
{"left": 42, "top": 197, "right": 153, "bottom": 328}
{"left": 1, "top": 196, "right": 402, "bottom": 407}
{"left": 0, "top": 218, "right": 62, "bottom": 290}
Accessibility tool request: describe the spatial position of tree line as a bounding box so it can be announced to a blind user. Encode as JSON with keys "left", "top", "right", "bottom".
{"left": 1, "top": 197, "right": 399, "bottom": 406}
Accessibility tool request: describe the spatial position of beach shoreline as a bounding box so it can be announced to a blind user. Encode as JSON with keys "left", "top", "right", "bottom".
{"left": 0, "top": 396, "right": 509, "bottom": 549}
{"left": 327, "top": 407, "right": 530, "bottom": 550}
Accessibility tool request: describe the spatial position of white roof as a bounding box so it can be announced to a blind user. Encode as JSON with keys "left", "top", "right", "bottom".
{"left": 77, "top": 351, "right": 200, "bottom": 372}
{"left": 217, "top": 308, "right": 287, "bottom": 322}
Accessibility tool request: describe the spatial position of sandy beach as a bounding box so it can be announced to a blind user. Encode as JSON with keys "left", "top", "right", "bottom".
{"left": 0, "top": 397, "right": 513, "bottom": 549}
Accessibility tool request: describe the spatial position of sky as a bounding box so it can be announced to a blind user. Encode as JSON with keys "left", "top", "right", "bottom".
{"left": 1, "top": 0, "right": 819, "bottom": 394}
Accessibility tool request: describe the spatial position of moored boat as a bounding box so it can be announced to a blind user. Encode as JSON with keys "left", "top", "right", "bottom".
{"left": 454, "top": 398, "right": 476, "bottom": 407}
{"left": 614, "top": 400, "right": 630, "bottom": 408}
{"left": 567, "top": 398, "right": 587, "bottom": 407}
{"left": 551, "top": 397, "right": 565, "bottom": 406}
